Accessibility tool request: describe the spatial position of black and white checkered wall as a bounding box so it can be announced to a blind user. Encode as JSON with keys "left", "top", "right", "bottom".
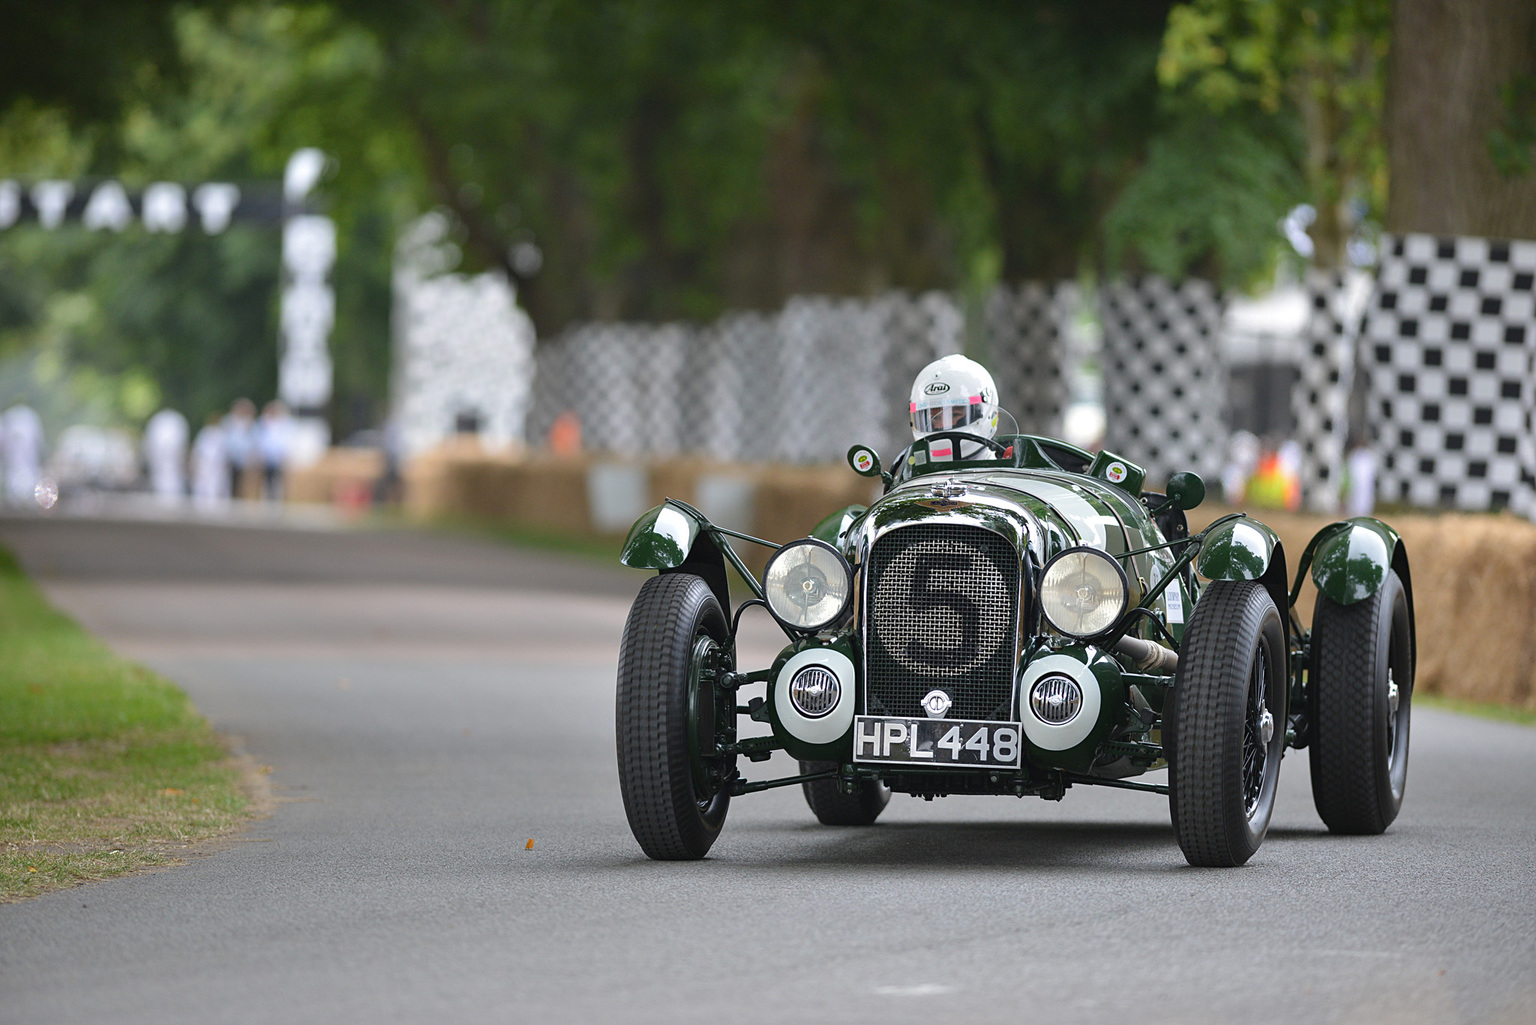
{"left": 1366, "top": 233, "right": 1536, "bottom": 519}
{"left": 1291, "top": 269, "right": 1372, "bottom": 512}
{"left": 985, "top": 282, "right": 1075, "bottom": 436}
{"left": 1099, "top": 277, "right": 1228, "bottom": 484}
{"left": 526, "top": 288, "right": 1072, "bottom": 466}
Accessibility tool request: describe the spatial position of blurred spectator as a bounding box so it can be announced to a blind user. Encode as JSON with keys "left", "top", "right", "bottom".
{"left": 2, "top": 404, "right": 43, "bottom": 505}
{"left": 547, "top": 410, "right": 582, "bottom": 457}
{"left": 223, "top": 398, "right": 258, "bottom": 500}
{"left": 256, "top": 399, "right": 292, "bottom": 500}
{"left": 375, "top": 416, "right": 403, "bottom": 506}
{"left": 190, "top": 413, "right": 230, "bottom": 509}
{"left": 1345, "top": 441, "right": 1378, "bottom": 517}
{"left": 144, "top": 408, "right": 190, "bottom": 502}
{"left": 1246, "top": 437, "right": 1303, "bottom": 511}
{"left": 1221, "top": 430, "right": 1260, "bottom": 505}
{"left": 50, "top": 425, "right": 138, "bottom": 492}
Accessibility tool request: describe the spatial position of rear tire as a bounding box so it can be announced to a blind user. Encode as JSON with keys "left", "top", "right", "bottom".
{"left": 1169, "top": 581, "right": 1286, "bottom": 867}
{"left": 799, "top": 761, "right": 890, "bottom": 825}
{"left": 616, "top": 574, "right": 734, "bottom": 859}
{"left": 1309, "top": 569, "right": 1412, "bottom": 834}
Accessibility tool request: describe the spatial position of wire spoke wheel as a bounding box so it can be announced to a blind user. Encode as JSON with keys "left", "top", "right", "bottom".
{"left": 1242, "top": 643, "right": 1270, "bottom": 816}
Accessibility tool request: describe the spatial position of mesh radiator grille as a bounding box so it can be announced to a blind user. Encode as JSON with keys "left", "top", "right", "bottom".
{"left": 864, "top": 523, "right": 1021, "bottom": 721}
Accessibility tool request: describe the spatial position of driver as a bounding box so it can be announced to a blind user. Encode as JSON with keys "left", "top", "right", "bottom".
{"left": 909, "top": 354, "right": 1000, "bottom": 460}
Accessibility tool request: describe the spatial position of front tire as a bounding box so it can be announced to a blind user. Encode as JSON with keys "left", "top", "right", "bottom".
{"left": 1169, "top": 581, "right": 1287, "bottom": 867}
{"left": 616, "top": 573, "right": 734, "bottom": 859}
{"left": 1309, "top": 569, "right": 1412, "bottom": 834}
{"left": 799, "top": 761, "right": 890, "bottom": 825}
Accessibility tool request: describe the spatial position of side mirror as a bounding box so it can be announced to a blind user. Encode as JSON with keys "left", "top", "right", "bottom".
{"left": 847, "top": 445, "right": 882, "bottom": 478}
{"left": 1165, "top": 471, "right": 1206, "bottom": 511}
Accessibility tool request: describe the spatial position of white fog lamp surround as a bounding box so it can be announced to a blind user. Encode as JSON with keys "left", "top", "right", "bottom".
{"left": 773, "top": 647, "right": 856, "bottom": 745}
{"left": 763, "top": 538, "right": 853, "bottom": 633}
{"left": 1019, "top": 654, "right": 1102, "bottom": 751}
{"left": 1039, "top": 546, "right": 1131, "bottom": 639}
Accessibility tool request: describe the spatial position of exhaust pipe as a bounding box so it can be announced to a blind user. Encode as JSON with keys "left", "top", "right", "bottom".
{"left": 1111, "top": 635, "right": 1178, "bottom": 675}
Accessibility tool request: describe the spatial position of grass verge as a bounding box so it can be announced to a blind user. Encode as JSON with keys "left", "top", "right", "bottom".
{"left": 1417, "top": 693, "right": 1536, "bottom": 728}
{"left": 0, "top": 548, "right": 252, "bottom": 902}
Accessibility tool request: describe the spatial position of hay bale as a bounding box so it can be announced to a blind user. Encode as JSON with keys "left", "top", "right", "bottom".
{"left": 1193, "top": 505, "right": 1536, "bottom": 710}
{"left": 285, "top": 447, "right": 386, "bottom": 506}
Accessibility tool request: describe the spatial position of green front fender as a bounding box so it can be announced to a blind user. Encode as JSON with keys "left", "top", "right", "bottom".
{"left": 620, "top": 500, "right": 733, "bottom": 617}
{"left": 1196, "top": 515, "right": 1289, "bottom": 615}
{"left": 1307, "top": 517, "right": 1408, "bottom": 606}
{"left": 620, "top": 501, "right": 704, "bottom": 569}
{"left": 810, "top": 504, "right": 867, "bottom": 549}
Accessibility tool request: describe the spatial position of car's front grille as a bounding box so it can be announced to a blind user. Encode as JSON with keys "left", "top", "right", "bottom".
{"left": 864, "top": 523, "right": 1020, "bottom": 721}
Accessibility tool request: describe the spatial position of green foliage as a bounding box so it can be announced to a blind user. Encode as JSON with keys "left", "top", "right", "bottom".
{"left": 1, "top": 0, "right": 1398, "bottom": 426}
{"left": 1148, "top": 0, "right": 1390, "bottom": 272}
{"left": 1489, "top": 74, "right": 1536, "bottom": 178}
{"left": 1104, "top": 112, "right": 1302, "bottom": 286}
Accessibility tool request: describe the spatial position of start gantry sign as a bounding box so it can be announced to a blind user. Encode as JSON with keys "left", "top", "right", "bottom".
{"left": 0, "top": 151, "right": 338, "bottom": 458}
{"left": 0, "top": 179, "right": 256, "bottom": 233}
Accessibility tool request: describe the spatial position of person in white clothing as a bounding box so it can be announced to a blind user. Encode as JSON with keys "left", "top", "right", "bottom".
{"left": 1345, "top": 443, "right": 1378, "bottom": 517}
{"left": 223, "top": 398, "right": 257, "bottom": 500}
{"left": 2, "top": 404, "right": 44, "bottom": 505}
{"left": 256, "top": 400, "right": 292, "bottom": 500}
{"left": 190, "top": 414, "right": 230, "bottom": 508}
{"left": 144, "top": 408, "right": 190, "bottom": 502}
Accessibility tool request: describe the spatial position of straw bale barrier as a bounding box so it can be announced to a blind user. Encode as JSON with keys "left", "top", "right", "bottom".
{"left": 286, "top": 447, "right": 386, "bottom": 505}
{"left": 1194, "top": 506, "right": 1536, "bottom": 711}
{"left": 399, "top": 448, "right": 1536, "bottom": 710}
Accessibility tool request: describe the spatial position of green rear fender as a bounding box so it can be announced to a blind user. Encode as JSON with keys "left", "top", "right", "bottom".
{"left": 1196, "top": 515, "right": 1289, "bottom": 617}
{"left": 1308, "top": 517, "right": 1413, "bottom": 607}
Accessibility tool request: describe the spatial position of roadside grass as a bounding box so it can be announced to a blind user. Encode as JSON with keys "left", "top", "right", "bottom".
{"left": 1417, "top": 693, "right": 1536, "bottom": 728}
{"left": 0, "top": 548, "right": 251, "bottom": 902}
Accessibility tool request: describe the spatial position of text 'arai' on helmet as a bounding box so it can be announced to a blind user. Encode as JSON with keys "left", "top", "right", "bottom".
{"left": 909, "top": 355, "right": 999, "bottom": 457}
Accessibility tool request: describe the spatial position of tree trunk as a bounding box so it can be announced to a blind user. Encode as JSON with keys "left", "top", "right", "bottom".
{"left": 1386, "top": 0, "right": 1536, "bottom": 238}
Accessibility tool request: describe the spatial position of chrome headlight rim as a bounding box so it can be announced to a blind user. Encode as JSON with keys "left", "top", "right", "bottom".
{"left": 762, "top": 537, "right": 854, "bottom": 634}
{"left": 1038, "top": 545, "right": 1131, "bottom": 640}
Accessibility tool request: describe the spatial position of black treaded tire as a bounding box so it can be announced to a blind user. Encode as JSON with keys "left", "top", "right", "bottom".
{"left": 1169, "top": 580, "right": 1286, "bottom": 867}
{"left": 798, "top": 761, "right": 890, "bottom": 825}
{"left": 616, "top": 573, "right": 733, "bottom": 860}
{"left": 1309, "top": 569, "right": 1412, "bottom": 834}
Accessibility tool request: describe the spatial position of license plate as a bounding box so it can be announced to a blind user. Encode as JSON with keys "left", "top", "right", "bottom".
{"left": 852, "top": 716, "right": 1023, "bottom": 768}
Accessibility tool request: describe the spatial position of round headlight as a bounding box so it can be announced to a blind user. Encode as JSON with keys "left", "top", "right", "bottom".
{"left": 1039, "top": 546, "right": 1130, "bottom": 638}
{"left": 763, "top": 539, "right": 852, "bottom": 632}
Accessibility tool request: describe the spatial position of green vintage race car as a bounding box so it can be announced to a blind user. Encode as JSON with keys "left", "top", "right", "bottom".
{"left": 615, "top": 431, "right": 1415, "bottom": 866}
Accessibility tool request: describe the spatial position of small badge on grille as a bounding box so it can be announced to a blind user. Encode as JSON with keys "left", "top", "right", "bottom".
{"left": 921, "top": 689, "right": 953, "bottom": 719}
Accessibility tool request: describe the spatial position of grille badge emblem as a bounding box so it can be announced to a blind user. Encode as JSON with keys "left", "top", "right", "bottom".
{"left": 921, "top": 689, "right": 953, "bottom": 719}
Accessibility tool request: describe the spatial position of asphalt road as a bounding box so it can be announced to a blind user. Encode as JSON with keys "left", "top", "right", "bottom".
{"left": 1, "top": 514, "right": 1533, "bottom": 1025}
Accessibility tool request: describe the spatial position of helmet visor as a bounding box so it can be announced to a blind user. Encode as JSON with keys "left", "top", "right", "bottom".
{"left": 912, "top": 398, "right": 985, "bottom": 435}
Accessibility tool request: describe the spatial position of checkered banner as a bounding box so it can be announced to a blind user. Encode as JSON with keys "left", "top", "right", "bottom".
{"left": 526, "top": 286, "right": 1081, "bottom": 466}
{"left": 985, "top": 281, "right": 1076, "bottom": 436}
{"left": 1292, "top": 268, "right": 1373, "bottom": 513}
{"left": 1366, "top": 233, "right": 1536, "bottom": 519}
{"left": 1099, "top": 277, "right": 1228, "bottom": 484}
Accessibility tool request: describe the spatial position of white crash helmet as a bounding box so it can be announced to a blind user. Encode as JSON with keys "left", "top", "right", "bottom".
{"left": 909, "top": 354, "right": 999, "bottom": 456}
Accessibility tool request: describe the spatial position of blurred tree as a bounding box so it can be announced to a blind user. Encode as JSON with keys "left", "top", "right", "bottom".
{"left": 329, "top": 0, "right": 1173, "bottom": 329}
{"left": 1386, "top": 0, "right": 1536, "bottom": 238}
{"left": 1142, "top": 0, "right": 1389, "bottom": 273}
